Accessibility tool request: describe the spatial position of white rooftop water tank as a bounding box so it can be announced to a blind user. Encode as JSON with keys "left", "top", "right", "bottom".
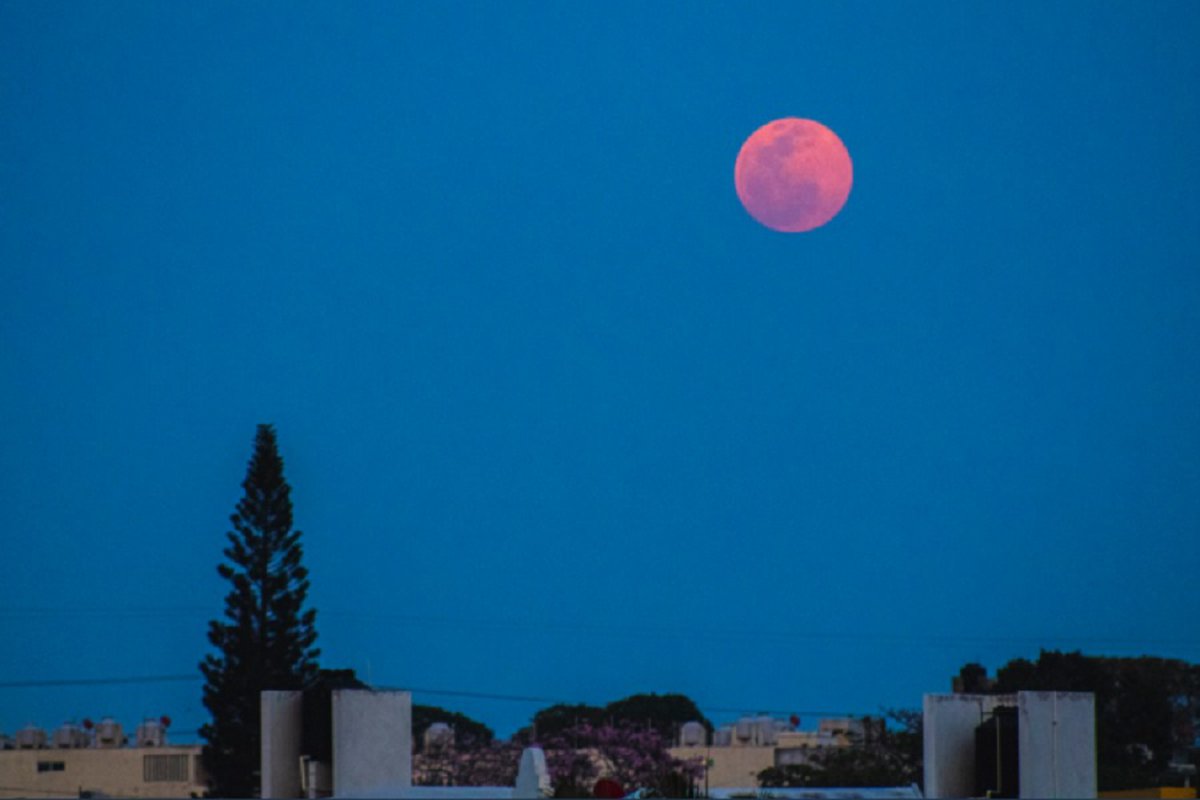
{"left": 755, "top": 716, "right": 777, "bottom": 745}
{"left": 679, "top": 721, "right": 705, "bottom": 747}
{"left": 95, "top": 718, "right": 124, "bottom": 748}
{"left": 16, "top": 726, "right": 47, "bottom": 749}
{"left": 53, "top": 724, "right": 89, "bottom": 749}
{"left": 714, "top": 726, "right": 733, "bottom": 747}
{"left": 136, "top": 719, "right": 167, "bottom": 747}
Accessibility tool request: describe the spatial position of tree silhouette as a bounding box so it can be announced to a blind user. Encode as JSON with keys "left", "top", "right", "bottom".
{"left": 199, "top": 425, "right": 320, "bottom": 797}
{"left": 527, "top": 694, "right": 711, "bottom": 743}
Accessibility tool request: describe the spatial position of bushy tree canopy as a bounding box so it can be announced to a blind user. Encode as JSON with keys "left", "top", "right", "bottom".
{"left": 605, "top": 693, "right": 712, "bottom": 741}
{"left": 531, "top": 703, "right": 608, "bottom": 740}
{"left": 529, "top": 694, "right": 711, "bottom": 743}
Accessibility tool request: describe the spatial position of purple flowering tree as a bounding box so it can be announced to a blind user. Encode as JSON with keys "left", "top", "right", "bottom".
{"left": 538, "top": 721, "right": 704, "bottom": 797}
{"left": 413, "top": 739, "right": 524, "bottom": 787}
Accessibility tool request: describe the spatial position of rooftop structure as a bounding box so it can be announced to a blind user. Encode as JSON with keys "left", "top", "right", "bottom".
{"left": 0, "top": 717, "right": 204, "bottom": 799}
{"left": 923, "top": 690, "right": 1097, "bottom": 799}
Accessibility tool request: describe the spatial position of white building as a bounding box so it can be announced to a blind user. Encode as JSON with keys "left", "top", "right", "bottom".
{"left": 923, "top": 691, "right": 1096, "bottom": 799}
{"left": 0, "top": 718, "right": 206, "bottom": 799}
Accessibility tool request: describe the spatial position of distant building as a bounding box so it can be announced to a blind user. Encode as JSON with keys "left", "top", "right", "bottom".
{"left": 670, "top": 715, "right": 879, "bottom": 789}
{"left": 0, "top": 718, "right": 206, "bottom": 799}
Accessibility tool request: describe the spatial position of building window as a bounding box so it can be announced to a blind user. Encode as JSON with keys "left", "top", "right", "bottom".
{"left": 37, "top": 761, "right": 65, "bottom": 773}
{"left": 143, "top": 754, "right": 189, "bottom": 782}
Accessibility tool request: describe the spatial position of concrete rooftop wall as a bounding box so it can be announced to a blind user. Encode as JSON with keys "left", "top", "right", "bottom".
{"left": 261, "top": 690, "right": 302, "bottom": 799}
{"left": 332, "top": 688, "right": 411, "bottom": 797}
{"left": 924, "top": 691, "right": 1096, "bottom": 799}
{"left": 924, "top": 693, "right": 1010, "bottom": 798}
{"left": 1017, "top": 691, "right": 1096, "bottom": 799}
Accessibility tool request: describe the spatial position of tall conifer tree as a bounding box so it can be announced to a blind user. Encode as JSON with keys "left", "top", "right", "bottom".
{"left": 200, "top": 424, "right": 320, "bottom": 797}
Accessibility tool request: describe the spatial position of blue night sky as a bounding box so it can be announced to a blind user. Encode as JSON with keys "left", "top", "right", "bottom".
{"left": 2, "top": 2, "right": 1199, "bottom": 740}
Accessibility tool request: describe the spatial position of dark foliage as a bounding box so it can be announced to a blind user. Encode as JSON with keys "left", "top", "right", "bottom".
{"left": 954, "top": 662, "right": 993, "bottom": 693}
{"left": 300, "top": 669, "right": 367, "bottom": 764}
{"left": 531, "top": 703, "right": 609, "bottom": 740}
{"left": 199, "top": 425, "right": 320, "bottom": 797}
{"left": 605, "top": 693, "right": 713, "bottom": 742}
{"left": 530, "top": 694, "right": 711, "bottom": 744}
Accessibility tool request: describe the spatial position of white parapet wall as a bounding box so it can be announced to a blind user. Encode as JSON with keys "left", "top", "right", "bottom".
{"left": 1017, "top": 691, "right": 1096, "bottom": 799}
{"left": 262, "top": 690, "right": 303, "bottom": 799}
{"left": 923, "top": 691, "right": 1096, "bottom": 799}
{"left": 924, "top": 693, "right": 1010, "bottom": 799}
{"left": 332, "top": 688, "right": 412, "bottom": 798}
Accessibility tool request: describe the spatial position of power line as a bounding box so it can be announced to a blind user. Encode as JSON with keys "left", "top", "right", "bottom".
{"left": 0, "top": 675, "right": 198, "bottom": 689}
{"left": 0, "top": 674, "right": 867, "bottom": 719}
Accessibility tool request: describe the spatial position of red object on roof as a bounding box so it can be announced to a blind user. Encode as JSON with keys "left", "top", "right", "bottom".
{"left": 593, "top": 778, "right": 624, "bottom": 798}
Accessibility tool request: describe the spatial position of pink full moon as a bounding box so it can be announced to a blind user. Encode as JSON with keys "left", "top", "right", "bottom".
{"left": 734, "top": 118, "right": 853, "bottom": 233}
